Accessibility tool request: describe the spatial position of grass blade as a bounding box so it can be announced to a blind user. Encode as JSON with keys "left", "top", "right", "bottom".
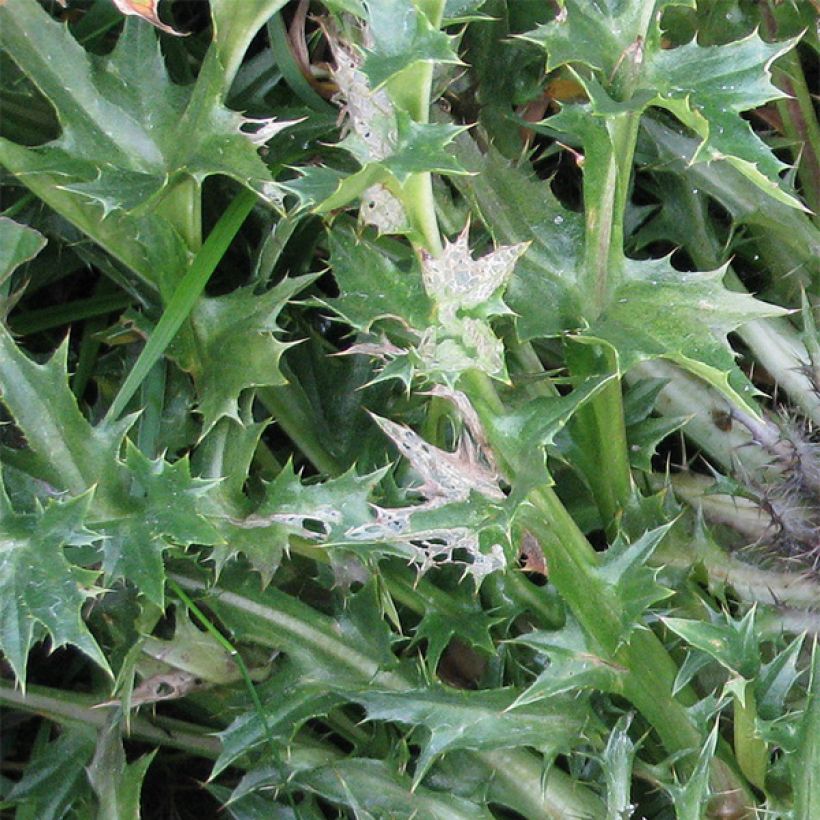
{"left": 105, "top": 189, "right": 256, "bottom": 422}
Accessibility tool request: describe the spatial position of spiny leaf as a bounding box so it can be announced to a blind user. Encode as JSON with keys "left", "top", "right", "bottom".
{"left": 486, "top": 375, "right": 615, "bottom": 499}
{"left": 0, "top": 1, "right": 293, "bottom": 215}
{"left": 213, "top": 666, "right": 342, "bottom": 776}
{"left": 5, "top": 727, "right": 96, "bottom": 816}
{"left": 581, "top": 257, "right": 785, "bottom": 415}
{"left": 453, "top": 143, "right": 787, "bottom": 412}
{"left": 510, "top": 617, "right": 626, "bottom": 707}
{"left": 0, "top": 136, "right": 188, "bottom": 293}
{"left": 362, "top": 0, "right": 461, "bottom": 89}
{"left": 602, "top": 713, "right": 638, "bottom": 820}
{"left": 0, "top": 216, "right": 45, "bottom": 288}
{"left": 646, "top": 32, "right": 802, "bottom": 208}
{"left": 87, "top": 716, "right": 157, "bottom": 820}
{"left": 598, "top": 522, "right": 675, "bottom": 638}
{"left": 420, "top": 224, "right": 527, "bottom": 321}
{"left": 662, "top": 607, "right": 761, "bottom": 680}
{"left": 299, "top": 26, "right": 468, "bottom": 218}
{"left": 0, "top": 324, "right": 132, "bottom": 505}
{"left": 101, "top": 444, "right": 223, "bottom": 606}
{"left": 227, "top": 758, "right": 493, "bottom": 820}
{"left": 756, "top": 634, "right": 804, "bottom": 719}
{"left": 327, "top": 226, "right": 433, "bottom": 331}
{"left": 411, "top": 603, "right": 498, "bottom": 676}
{"left": 354, "top": 685, "right": 590, "bottom": 785}
{"left": 450, "top": 141, "right": 585, "bottom": 340}
{"left": 214, "top": 462, "right": 384, "bottom": 584}
{"left": 519, "top": 0, "right": 691, "bottom": 79}
{"left": 171, "top": 275, "right": 315, "bottom": 434}
{"left": 0, "top": 488, "right": 109, "bottom": 685}
{"left": 522, "top": 0, "right": 801, "bottom": 207}
{"left": 0, "top": 217, "right": 46, "bottom": 320}
{"left": 667, "top": 718, "right": 720, "bottom": 820}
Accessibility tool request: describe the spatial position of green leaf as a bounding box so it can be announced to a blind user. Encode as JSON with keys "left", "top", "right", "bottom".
{"left": 213, "top": 462, "right": 384, "bottom": 584}
{"left": 626, "top": 414, "right": 689, "bottom": 472}
{"left": 229, "top": 757, "right": 493, "bottom": 820}
{"left": 793, "top": 639, "right": 820, "bottom": 820}
{"left": 0, "top": 216, "right": 45, "bottom": 287}
{"left": 667, "top": 717, "right": 720, "bottom": 820}
{"left": 354, "top": 685, "right": 589, "bottom": 784}
{"left": 327, "top": 226, "right": 433, "bottom": 331}
{"left": 519, "top": 0, "right": 691, "bottom": 79}
{"left": 578, "top": 257, "right": 786, "bottom": 412}
{"left": 486, "top": 375, "right": 615, "bottom": 499}
{"left": 362, "top": 0, "right": 461, "bottom": 89}
{"left": 0, "top": 137, "right": 188, "bottom": 293}
{"left": 598, "top": 522, "right": 674, "bottom": 638}
{"left": 395, "top": 572, "right": 500, "bottom": 674}
{"left": 510, "top": 616, "right": 626, "bottom": 707}
{"left": 105, "top": 188, "right": 258, "bottom": 423}
{"left": 662, "top": 606, "right": 760, "bottom": 680}
{"left": 0, "top": 1, "right": 291, "bottom": 214}
{"left": 208, "top": 782, "right": 323, "bottom": 819}
{"left": 756, "top": 633, "right": 804, "bottom": 720}
{"left": 522, "top": 0, "right": 802, "bottom": 206}
{"left": 172, "top": 275, "right": 314, "bottom": 433}
{"left": 602, "top": 712, "right": 638, "bottom": 820}
{"left": 87, "top": 715, "right": 156, "bottom": 820}
{"left": 5, "top": 728, "right": 96, "bottom": 819}
{"left": 451, "top": 147, "right": 787, "bottom": 409}
{"left": 646, "top": 32, "right": 802, "bottom": 208}
{"left": 213, "top": 663, "right": 343, "bottom": 776}
{"left": 0, "top": 488, "right": 109, "bottom": 686}
{"left": 0, "top": 325, "right": 131, "bottom": 504}
{"left": 378, "top": 115, "right": 470, "bottom": 183}
{"left": 451, "top": 141, "right": 584, "bottom": 340}
{"left": 102, "top": 444, "right": 222, "bottom": 606}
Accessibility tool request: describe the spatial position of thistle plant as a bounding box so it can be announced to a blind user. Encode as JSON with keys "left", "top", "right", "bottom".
{"left": 0, "top": 1, "right": 818, "bottom": 818}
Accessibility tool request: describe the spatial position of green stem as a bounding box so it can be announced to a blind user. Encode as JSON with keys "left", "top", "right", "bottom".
{"left": 155, "top": 175, "right": 202, "bottom": 257}
{"left": 582, "top": 112, "right": 640, "bottom": 314}
{"left": 570, "top": 110, "right": 642, "bottom": 524}
{"left": 459, "top": 369, "right": 752, "bottom": 807}
{"left": 733, "top": 685, "right": 767, "bottom": 791}
{"left": 566, "top": 342, "right": 633, "bottom": 533}
{"left": 0, "top": 681, "right": 221, "bottom": 759}
{"left": 385, "top": 0, "right": 445, "bottom": 254}
{"left": 794, "top": 640, "right": 820, "bottom": 820}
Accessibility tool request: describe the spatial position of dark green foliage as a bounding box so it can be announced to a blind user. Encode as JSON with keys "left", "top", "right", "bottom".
{"left": 0, "top": 0, "right": 818, "bottom": 817}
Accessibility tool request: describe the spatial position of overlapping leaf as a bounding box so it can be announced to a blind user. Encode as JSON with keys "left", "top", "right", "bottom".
{"left": 453, "top": 144, "right": 787, "bottom": 411}
{"left": 0, "top": 324, "right": 131, "bottom": 505}
{"left": 509, "top": 616, "right": 626, "bottom": 708}
{"left": 102, "top": 444, "right": 223, "bottom": 606}
{"left": 0, "top": 488, "right": 108, "bottom": 685}
{"left": 354, "top": 685, "right": 590, "bottom": 784}
{"left": 0, "top": 0, "right": 291, "bottom": 216}
{"left": 522, "top": 0, "right": 801, "bottom": 206}
{"left": 362, "top": 0, "right": 461, "bottom": 89}
{"left": 171, "top": 275, "right": 315, "bottom": 434}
